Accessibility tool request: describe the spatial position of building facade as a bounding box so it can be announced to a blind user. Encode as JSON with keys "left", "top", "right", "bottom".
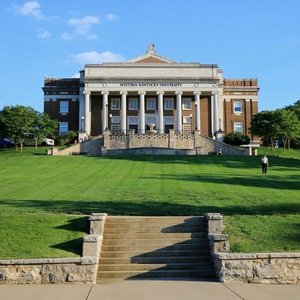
{"left": 43, "top": 45, "right": 258, "bottom": 138}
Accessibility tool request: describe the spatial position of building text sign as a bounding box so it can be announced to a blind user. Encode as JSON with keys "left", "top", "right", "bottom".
{"left": 119, "top": 82, "right": 183, "bottom": 87}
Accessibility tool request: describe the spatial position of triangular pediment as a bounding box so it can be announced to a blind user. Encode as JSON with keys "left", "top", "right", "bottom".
{"left": 128, "top": 44, "right": 175, "bottom": 64}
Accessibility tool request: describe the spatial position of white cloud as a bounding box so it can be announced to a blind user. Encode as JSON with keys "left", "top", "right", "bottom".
{"left": 67, "top": 16, "right": 100, "bottom": 35}
{"left": 70, "top": 51, "right": 125, "bottom": 65}
{"left": 37, "top": 28, "right": 51, "bottom": 39}
{"left": 60, "top": 32, "right": 74, "bottom": 41}
{"left": 106, "top": 13, "right": 118, "bottom": 21}
{"left": 71, "top": 73, "right": 80, "bottom": 78}
{"left": 13, "top": 1, "right": 43, "bottom": 19}
{"left": 86, "top": 34, "right": 98, "bottom": 40}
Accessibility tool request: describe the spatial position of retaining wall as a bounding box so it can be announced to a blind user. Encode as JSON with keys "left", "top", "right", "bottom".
{"left": 0, "top": 257, "right": 96, "bottom": 284}
{"left": 214, "top": 252, "right": 300, "bottom": 284}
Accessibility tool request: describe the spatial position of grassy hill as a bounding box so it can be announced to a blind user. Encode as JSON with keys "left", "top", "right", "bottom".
{"left": 0, "top": 147, "right": 299, "bottom": 258}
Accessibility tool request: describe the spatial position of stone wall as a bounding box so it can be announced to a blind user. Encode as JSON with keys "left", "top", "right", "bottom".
{"left": 205, "top": 213, "right": 300, "bottom": 284}
{"left": 47, "top": 130, "right": 246, "bottom": 156}
{"left": 0, "top": 213, "right": 107, "bottom": 284}
{"left": 0, "top": 257, "right": 97, "bottom": 284}
{"left": 214, "top": 252, "right": 300, "bottom": 284}
{"left": 102, "top": 130, "right": 246, "bottom": 156}
{"left": 106, "top": 148, "right": 196, "bottom": 156}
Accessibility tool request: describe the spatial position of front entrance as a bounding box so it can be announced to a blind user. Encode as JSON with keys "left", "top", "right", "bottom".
{"left": 165, "top": 124, "right": 173, "bottom": 134}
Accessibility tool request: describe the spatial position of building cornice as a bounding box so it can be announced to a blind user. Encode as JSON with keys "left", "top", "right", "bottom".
{"left": 85, "top": 63, "right": 218, "bottom": 69}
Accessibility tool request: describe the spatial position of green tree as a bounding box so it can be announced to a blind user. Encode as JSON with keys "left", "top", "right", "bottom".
{"left": 223, "top": 132, "right": 250, "bottom": 146}
{"left": 0, "top": 105, "right": 36, "bottom": 152}
{"left": 249, "top": 111, "right": 278, "bottom": 149}
{"left": 274, "top": 109, "right": 300, "bottom": 150}
{"left": 285, "top": 100, "right": 300, "bottom": 120}
{"left": 30, "top": 113, "right": 58, "bottom": 149}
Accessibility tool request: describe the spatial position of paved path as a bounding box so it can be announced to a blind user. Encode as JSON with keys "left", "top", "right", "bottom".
{"left": 0, "top": 281, "right": 299, "bottom": 300}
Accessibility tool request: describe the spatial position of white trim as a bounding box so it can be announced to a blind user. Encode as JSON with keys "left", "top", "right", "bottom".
{"left": 146, "top": 98, "right": 156, "bottom": 110}
{"left": 164, "top": 97, "right": 174, "bottom": 110}
{"left": 128, "top": 97, "right": 138, "bottom": 110}
{"left": 44, "top": 95, "right": 78, "bottom": 101}
{"left": 182, "top": 98, "right": 192, "bottom": 110}
{"left": 59, "top": 101, "right": 69, "bottom": 114}
{"left": 234, "top": 122, "right": 243, "bottom": 133}
{"left": 111, "top": 98, "right": 120, "bottom": 110}
{"left": 59, "top": 122, "right": 68, "bottom": 134}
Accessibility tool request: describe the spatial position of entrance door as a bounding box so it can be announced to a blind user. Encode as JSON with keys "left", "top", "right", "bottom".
{"left": 164, "top": 124, "right": 173, "bottom": 134}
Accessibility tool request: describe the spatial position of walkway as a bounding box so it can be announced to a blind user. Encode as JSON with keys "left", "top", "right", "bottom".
{"left": 0, "top": 281, "right": 299, "bottom": 300}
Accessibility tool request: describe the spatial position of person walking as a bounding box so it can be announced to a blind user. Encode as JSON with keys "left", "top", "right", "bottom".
{"left": 261, "top": 154, "right": 269, "bottom": 174}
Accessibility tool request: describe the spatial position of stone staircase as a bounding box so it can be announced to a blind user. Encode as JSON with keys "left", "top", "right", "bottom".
{"left": 97, "top": 216, "right": 215, "bottom": 281}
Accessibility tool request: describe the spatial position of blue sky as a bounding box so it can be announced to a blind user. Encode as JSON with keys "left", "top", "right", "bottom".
{"left": 0, "top": 0, "right": 299, "bottom": 112}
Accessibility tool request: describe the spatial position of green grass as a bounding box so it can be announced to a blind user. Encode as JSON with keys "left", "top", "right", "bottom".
{"left": 0, "top": 146, "right": 299, "bottom": 258}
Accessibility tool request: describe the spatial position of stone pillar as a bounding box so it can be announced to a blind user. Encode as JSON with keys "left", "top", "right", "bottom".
{"left": 205, "top": 213, "right": 230, "bottom": 254}
{"left": 120, "top": 91, "right": 127, "bottom": 134}
{"left": 84, "top": 91, "right": 91, "bottom": 136}
{"left": 139, "top": 91, "right": 146, "bottom": 134}
{"left": 82, "top": 235, "right": 102, "bottom": 257}
{"left": 176, "top": 91, "right": 183, "bottom": 133}
{"left": 89, "top": 213, "right": 107, "bottom": 235}
{"left": 194, "top": 91, "right": 201, "bottom": 132}
{"left": 169, "top": 129, "right": 175, "bottom": 148}
{"left": 101, "top": 91, "right": 109, "bottom": 134}
{"left": 157, "top": 91, "right": 164, "bottom": 134}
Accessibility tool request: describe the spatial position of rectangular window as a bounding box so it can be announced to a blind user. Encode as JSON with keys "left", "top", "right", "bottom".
{"left": 234, "top": 101, "right": 243, "bottom": 113}
{"left": 111, "top": 98, "right": 120, "bottom": 110}
{"left": 234, "top": 122, "right": 243, "bottom": 133}
{"left": 182, "top": 116, "right": 191, "bottom": 124}
{"left": 111, "top": 116, "right": 120, "bottom": 124}
{"left": 146, "top": 98, "right": 156, "bottom": 110}
{"left": 111, "top": 124, "right": 119, "bottom": 134}
{"left": 146, "top": 115, "right": 157, "bottom": 125}
{"left": 59, "top": 122, "right": 68, "bottom": 135}
{"left": 60, "top": 101, "right": 69, "bottom": 113}
{"left": 129, "top": 98, "right": 138, "bottom": 110}
{"left": 182, "top": 98, "right": 191, "bottom": 110}
{"left": 164, "top": 116, "right": 174, "bottom": 125}
{"left": 128, "top": 116, "right": 138, "bottom": 125}
{"left": 183, "top": 125, "right": 191, "bottom": 134}
{"left": 164, "top": 98, "right": 174, "bottom": 110}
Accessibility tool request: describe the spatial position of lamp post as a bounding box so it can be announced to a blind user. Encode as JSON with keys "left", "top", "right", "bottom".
{"left": 81, "top": 116, "right": 84, "bottom": 131}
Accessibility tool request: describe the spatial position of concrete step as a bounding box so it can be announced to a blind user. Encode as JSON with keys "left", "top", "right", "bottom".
{"left": 100, "top": 249, "right": 209, "bottom": 259}
{"left": 99, "top": 256, "right": 211, "bottom": 265}
{"left": 101, "top": 243, "right": 209, "bottom": 252}
{"left": 105, "top": 216, "right": 206, "bottom": 225}
{"left": 104, "top": 226, "right": 207, "bottom": 234}
{"left": 97, "top": 269, "right": 215, "bottom": 280}
{"left": 98, "top": 263, "right": 213, "bottom": 272}
{"left": 102, "top": 237, "right": 208, "bottom": 246}
{"left": 105, "top": 219, "right": 206, "bottom": 227}
{"left": 102, "top": 232, "right": 207, "bottom": 239}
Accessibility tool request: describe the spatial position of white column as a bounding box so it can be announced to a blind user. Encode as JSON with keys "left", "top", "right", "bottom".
{"left": 194, "top": 91, "right": 201, "bottom": 132}
{"left": 79, "top": 87, "right": 85, "bottom": 131}
{"left": 139, "top": 91, "right": 146, "bottom": 134}
{"left": 157, "top": 91, "right": 164, "bottom": 134}
{"left": 84, "top": 91, "right": 91, "bottom": 135}
{"left": 213, "top": 91, "right": 219, "bottom": 133}
{"left": 101, "top": 91, "right": 109, "bottom": 134}
{"left": 120, "top": 91, "right": 127, "bottom": 133}
{"left": 176, "top": 91, "right": 183, "bottom": 133}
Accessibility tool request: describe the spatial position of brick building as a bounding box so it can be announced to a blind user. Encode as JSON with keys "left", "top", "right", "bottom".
{"left": 43, "top": 44, "right": 258, "bottom": 138}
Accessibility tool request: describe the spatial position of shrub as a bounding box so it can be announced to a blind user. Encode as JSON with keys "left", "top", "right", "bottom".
{"left": 56, "top": 131, "right": 77, "bottom": 146}
{"left": 224, "top": 132, "right": 250, "bottom": 146}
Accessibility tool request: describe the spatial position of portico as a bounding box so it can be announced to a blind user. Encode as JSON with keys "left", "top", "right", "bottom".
{"left": 44, "top": 44, "right": 259, "bottom": 140}
{"left": 82, "top": 88, "right": 220, "bottom": 137}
